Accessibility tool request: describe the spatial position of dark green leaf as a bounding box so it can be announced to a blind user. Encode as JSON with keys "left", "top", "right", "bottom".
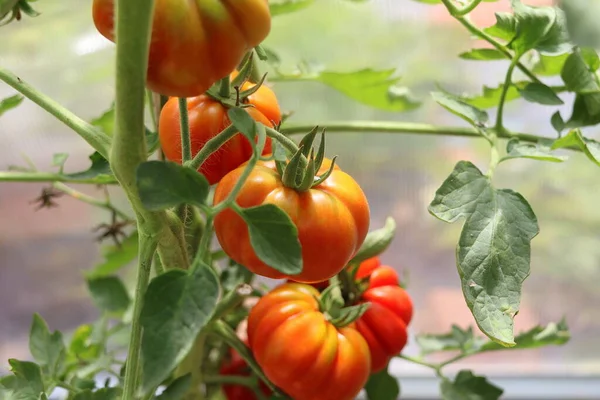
{"left": 552, "top": 129, "right": 600, "bottom": 167}
{"left": 85, "top": 232, "right": 138, "bottom": 279}
{"left": 484, "top": 12, "right": 517, "bottom": 42}
{"left": 561, "top": 50, "right": 600, "bottom": 95}
{"left": 428, "top": 161, "right": 539, "bottom": 346}
{"left": 239, "top": 204, "right": 302, "bottom": 275}
{"left": 440, "top": 370, "right": 503, "bottom": 400}
{"left": 533, "top": 52, "right": 570, "bottom": 76}
{"left": 416, "top": 326, "right": 484, "bottom": 355}
{"left": 29, "top": 314, "right": 66, "bottom": 379}
{"left": 156, "top": 374, "right": 192, "bottom": 400}
{"left": 0, "top": 94, "right": 24, "bottom": 117}
{"left": 72, "top": 388, "right": 121, "bottom": 400}
{"left": 501, "top": 138, "right": 567, "bottom": 163}
{"left": 459, "top": 49, "right": 505, "bottom": 61}
{"left": 65, "top": 152, "right": 114, "bottom": 184}
{"left": 365, "top": 368, "right": 400, "bottom": 400}
{"left": 481, "top": 319, "right": 570, "bottom": 351}
{"left": 269, "top": 0, "right": 314, "bottom": 16}
{"left": 227, "top": 108, "right": 256, "bottom": 140}
{"left": 350, "top": 217, "right": 396, "bottom": 264}
{"left": 86, "top": 276, "right": 131, "bottom": 314}
{"left": 565, "top": 94, "right": 600, "bottom": 128}
{"left": 70, "top": 377, "right": 97, "bottom": 391}
{"left": 551, "top": 111, "right": 565, "bottom": 134}
{"left": 560, "top": 0, "right": 600, "bottom": 48}
{"left": 517, "top": 82, "right": 564, "bottom": 105}
{"left": 431, "top": 92, "right": 489, "bottom": 126}
{"left": 510, "top": 1, "right": 570, "bottom": 55}
{"left": 140, "top": 264, "right": 220, "bottom": 395}
{"left": 136, "top": 161, "right": 210, "bottom": 211}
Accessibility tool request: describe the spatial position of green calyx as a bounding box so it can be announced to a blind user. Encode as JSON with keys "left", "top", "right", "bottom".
{"left": 318, "top": 281, "right": 370, "bottom": 328}
{"left": 279, "top": 127, "right": 338, "bottom": 191}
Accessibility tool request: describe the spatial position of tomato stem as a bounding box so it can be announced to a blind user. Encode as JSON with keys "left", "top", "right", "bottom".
{"left": 186, "top": 124, "right": 239, "bottom": 170}
{"left": 178, "top": 97, "right": 193, "bottom": 163}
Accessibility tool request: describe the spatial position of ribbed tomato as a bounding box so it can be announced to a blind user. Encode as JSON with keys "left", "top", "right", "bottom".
{"left": 247, "top": 283, "right": 371, "bottom": 400}
{"left": 354, "top": 257, "right": 413, "bottom": 372}
{"left": 92, "top": 0, "right": 272, "bottom": 97}
{"left": 158, "top": 80, "right": 281, "bottom": 185}
{"left": 213, "top": 158, "right": 370, "bottom": 283}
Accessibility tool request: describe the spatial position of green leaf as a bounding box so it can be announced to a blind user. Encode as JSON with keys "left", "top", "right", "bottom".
{"left": 431, "top": 92, "right": 489, "bottom": 126}
{"left": 85, "top": 232, "right": 138, "bottom": 279}
{"left": 517, "top": 82, "right": 564, "bottom": 105}
{"left": 455, "top": 83, "right": 523, "bottom": 109}
{"left": 561, "top": 50, "right": 600, "bottom": 95}
{"left": 509, "top": 1, "right": 570, "bottom": 55}
{"left": 72, "top": 388, "right": 121, "bottom": 400}
{"left": 220, "top": 263, "right": 254, "bottom": 292}
{"left": 65, "top": 152, "right": 114, "bottom": 184}
{"left": 428, "top": 161, "right": 539, "bottom": 346}
{"left": 533, "top": 52, "right": 570, "bottom": 76}
{"left": 136, "top": 161, "right": 210, "bottom": 211}
{"left": 86, "top": 276, "right": 131, "bottom": 314}
{"left": 458, "top": 49, "right": 505, "bottom": 61}
{"left": 269, "top": 0, "right": 314, "bottom": 16}
{"left": 565, "top": 94, "right": 600, "bottom": 128}
{"left": 29, "top": 314, "right": 66, "bottom": 379}
{"left": 560, "top": 0, "right": 600, "bottom": 48}
{"left": 481, "top": 319, "right": 570, "bottom": 351}
{"left": 501, "top": 138, "right": 567, "bottom": 163}
{"left": 416, "top": 326, "right": 484, "bottom": 355}
{"left": 8, "top": 360, "right": 44, "bottom": 396}
{"left": 68, "top": 325, "right": 101, "bottom": 362}
{"left": 156, "top": 374, "right": 192, "bottom": 400}
{"left": 365, "top": 367, "right": 400, "bottom": 400}
{"left": 350, "top": 217, "right": 396, "bottom": 264}
{"left": 140, "top": 264, "right": 220, "bottom": 395}
{"left": 440, "top": 370, "right": 503, "bottom": 400}
{"left": 484, "top": 12, "right": 517, "bottom": 42}
{"left": 239, "top": 204, "right": 302, "bottom": 275}
{"left": 91, "top": 105, "right": 115, "bottom": 136}
{"left": 552, "top": 129, "right": 600, "bottom": 167}
{"left": 227, "top": 108, "right": 256, "bottom": 139}
{"left": 0, "top": 94, "right": 24, "bottom": 117}
{"left": 52, "top": 153, "right": 69, "bottom": 171}
{"left": 551, "top": 111, "right": 565, "bottom": 134}
{"left": 329, "top": 303, "right": 370, "bottom": 327}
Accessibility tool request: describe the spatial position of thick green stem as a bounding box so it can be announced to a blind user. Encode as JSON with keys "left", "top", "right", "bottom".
{"left": 178, "top": 98, "right": 192, "bottom": 163}
{"left": 186, "top": 125, "right": 239, "bottom": 170}
{"left": 122, "top": 233, "right": 157, "bottom": 400}
{"left": 0, "top": 68, "right": 112, "bottom": 159}
{"left": 0, "top": 171, "right": 117, "bottom": 184}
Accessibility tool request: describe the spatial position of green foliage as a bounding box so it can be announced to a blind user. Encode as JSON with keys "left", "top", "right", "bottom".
{"left": 459, "top": 49, "right": 505, "bottom": 61}
{"left": 552, "top": 129, "right": 600, "bottom": 167}
{"left": 350, "top": 217, "right": 396, "bottom": 264}
{"left": 365, "top": 368, "right": 400, "bottom": 400}
{"left": 72, "top": 388, "right": 122, "bottom": 400}
{"left": 429, "top": 161, "right": 539, "bottom": 346}
{"left": 86, "top": 276, "right": 131, "bottom": 315}
{"left": 517, "top": 82, "right": 563, "bottom": 105}
{"left": 85, "top": 232, "right": 139, "bottom": 278}
{"left": 431, "top": 92, "right": 489, "bottom": 126}
{"left": 501, "top": 138, "right": 567, "bottom": 163}
{"left": 239, "top": 204, "right": 302, "bottom": 275}
{"left": 29, "top": 314, "right": 66, "bottom": 380}
{"left": 0, "top": 93, "right": 23, "bottom": 116}
{"left": 66, "top": 152, "right": 115, "bottom": 184}
{"left": 440, "top": 370, "right": 503, "bottom": 400}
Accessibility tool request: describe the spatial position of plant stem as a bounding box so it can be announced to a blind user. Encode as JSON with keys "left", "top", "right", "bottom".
{"left": 0, "top": 170, "right": 117, "bottom": 184}
{"left": 496, "top": 57, "right": 520, "bottom": 133}
{"left": 456, "top": 0, "right": 482, "bottom": 15}
{"left": 265, "top": 126, "right": 301, "bottom": 154}
{"left": 122, "top": 233, "right": 157, "bottom": 400}
{"left": 52, "top": 182, "right": 130, "bottom": 220}
{"left": 186, "top": 125, "right": 239, "bottom": 170}
{"left": 179, "top": 97, "right": 192, "bottom": 163}
{"left": 398, "top": 354, "right": 442, "bottom": 374}
{"left": 0, "top": 67, "right": 111, "bottom": 160}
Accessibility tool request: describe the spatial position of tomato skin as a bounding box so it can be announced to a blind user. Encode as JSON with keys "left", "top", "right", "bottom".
{"left": 158, "top": 82, "right": 281, "bottom": 185}
{"left": 213, "top": 159, "right": 370, "bottom": 283}
{"left": 247, "top": 283, "right": 371, "bottom": 400}
{"left": 92, "top": 0, "right": 271, "bottom": 97}
{"left": 219, "top": 346, "right": 271, "bottom": 400}
{"left": 354, "top": 257, "right": 413, "bottom": 372}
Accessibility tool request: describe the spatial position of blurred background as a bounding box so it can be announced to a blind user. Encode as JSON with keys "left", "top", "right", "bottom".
{"left": 1, "top": 0, "right": 599, "bottom": 398}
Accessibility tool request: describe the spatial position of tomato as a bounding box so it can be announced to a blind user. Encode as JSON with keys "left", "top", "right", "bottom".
{"left": 354, "top": 257, "right": 413, "bottom": 372}
{"left": 92, "top": 0, "right": 272, "bottom": 97}
{"left": 247, "top": 283, "right": 371, "bottom": 400}
{"left": 213, "top": 158, "right": 370, "bottom": 283}
{"left": 158, "top": 80, "right": 281, "bottom": 185}
{"left": 219, "top": 345, "right": 271, "bottom": 400}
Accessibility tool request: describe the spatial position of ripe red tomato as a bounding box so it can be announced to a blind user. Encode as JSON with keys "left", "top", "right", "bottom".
{"left": 92, "top": 0, "right": 272, "bottom": 97}
{"left": 213, "top": 158, "right": 370, "bottom": 283}
{"left": 158, "top": 81, "right": 281, "bottom": 185}
{"left": 219, "top": 346, "right": 271, "bottom": 400}
{"left": 247, "top": 283, "right": 371, "bottom": 400}
{"left": 354, "top": 257, "right": 413, "bottom": 372}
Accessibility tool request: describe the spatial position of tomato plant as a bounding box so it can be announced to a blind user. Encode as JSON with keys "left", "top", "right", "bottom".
{"left": 0, "top": 0, "right": 596, "bottom": 399}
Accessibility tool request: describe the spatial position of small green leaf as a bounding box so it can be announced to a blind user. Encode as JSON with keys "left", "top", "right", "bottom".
{"left": 501, "top": 138, "right": 567, "bottom": 163}
{"left": 227, "top": 108, "right": 256, "bottom": 140}
{"left": 350, "top": 217, "right": 396, "bottom": 264}
{"left": 560, "top": 0, "right": 600, "bottom": 48}
{"left": 86, "top": 276, "right": 131, "bottom": 314}
{"left": 440, "top": 370, "right": 503, "bottom": 400}
{"left": 65, "top": 152, "right": 114, "bottom": 184}
{"left": 0, "top": 94, "right": 24, "bottom": 117}
{"left": 140, "top": 263, "right": 220, "bottom": 395}
{"left": 85, "top": 232, "right": 138, "bottom": 279}
{"left": 67, "top": 325, "right": 102, "bottom": 363}
{"left": 70, "top": 377, "right": 97, "bottom": 391}
{"left": 481, "top": 319, "right": 570, "bottom": 351}
{"left": 484, "top": 12, "right": 517, "bottom": 42}
{"left": 551, "top": 111, "right": 565, "bottom": 134}
{"left": 416, "top": 326, "right": 484, "bottom": 355}
{"left": 453, "top": 83, "right": 523, "bottom": 109}
{"left": 269, "top": 0, "right": 314, "bottom": 16}
{"left": 136, "top": 161, "right": 210, "bottom": 211}
{"left": 458, "top": 49, "right": 505, "bottom": 61}
{"left": 510, "top": 1, "right": 570, "bottom": 55}
{"left": 552, "top": 129, "right": 600, "bottom": 167}
{"left": 533, "top": 52, "right": 570, "bottom": 76}
{"left": 517, "top": 82, "right": 564, "bottom": 105}
{"left": 428, "top": 161, "right": 539, "bottom": 346}
{"left": 52, "top": 153, "right": 69, "bottom": 171}
{"left": 365, "top": 367, "right": 400, "bottom": 400}
{"left": 90, "top": 105, "right": 115, "bottom": 136}
{"left": 431, "top": 92, "right": 489, "bottom": 126}
{"left": 8, "top": 360, "right": 44, "bottom": 396}
{"left": 239, "top": 204, "right": 302, "bottom": 275}
{"left": 156, "top": 374, "right": 192, "bottom": 400}
{"left": 561, "top": 50, "right": 600, "bottom": 95}
{"left": 72, "top": 388, "right": 121, "bottom": 400}
{"left": 29, "top": 314, "right": 66, "bottom": 379}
